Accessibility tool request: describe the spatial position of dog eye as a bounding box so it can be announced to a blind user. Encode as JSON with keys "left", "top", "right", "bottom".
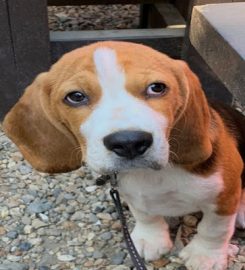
{"left": 146, "top": 83, "right": 167, "bottom": 97}
{"left": 64, "top": 91, "right": 89, "bottom": 107}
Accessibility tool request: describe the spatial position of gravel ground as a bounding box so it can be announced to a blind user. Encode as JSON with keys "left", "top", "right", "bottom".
{"left": 0, "top": 121, "right": 245, "bottom": 270}
{"left": 48, "top": 5, "right": 140, "bottom": 31}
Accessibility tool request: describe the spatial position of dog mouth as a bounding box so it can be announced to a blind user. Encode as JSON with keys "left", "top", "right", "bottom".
{"left": 93, "top": 158, "right": 163, "bottom": 175}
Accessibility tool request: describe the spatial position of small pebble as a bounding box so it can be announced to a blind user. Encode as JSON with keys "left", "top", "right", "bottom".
{"left": 7, "top": 231, "right": 19, "bottom": 239}
{"left": 111, "top": 251, "right": 127, "bottom": 265}
{"left": 101, "top": 232, "right": 113, "bottom": 240}
{"left": 183, "top": 215, "right": 198, "bottom": 227}
{"left": 57, "top": 254, "right": 75, "bottom": 262}
{"left": 93, "top": 250, "right": 104, "bottom": 259}
{"left": 38, "top": 213, "right": 49, "bottom": 223}
{"left": 18, "top": 242, "right": 32, "bottom": 251}
{"left": 38, "top": 266, "right": 50, "bottom": 270}
{"left": 97, "top": 213, "right": 112, "bottom": 220}
{"left": 0, "top": 263, "right": 29, "bottom": 270}
{"left": 27, "top": 201, "right": 52, "bottom": 214}
{"left": 85, "top": 185, "right": 97, "bottom": 193}
{"left": 70, "top": 210, "right": 85, "bottom": 221}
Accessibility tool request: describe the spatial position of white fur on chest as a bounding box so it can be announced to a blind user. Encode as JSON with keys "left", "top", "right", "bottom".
{"left": 119, "top": 166, "right": 223, "bottom": 216}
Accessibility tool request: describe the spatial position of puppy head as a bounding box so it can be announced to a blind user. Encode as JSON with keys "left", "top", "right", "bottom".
{"left": 3, "top": 41, "right": 212, "bottom": 174}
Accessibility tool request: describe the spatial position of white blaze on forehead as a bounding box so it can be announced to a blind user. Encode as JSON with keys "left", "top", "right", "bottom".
{"left": 80, "top": 46, "right": 169, "bottom": 173}
{"left": 93, "top": 47, "right": 125, "bottom": 96}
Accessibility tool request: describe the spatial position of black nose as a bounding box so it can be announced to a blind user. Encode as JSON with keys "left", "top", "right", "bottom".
{"left": 103, "top": 130, "right": 153, "bottom": 159}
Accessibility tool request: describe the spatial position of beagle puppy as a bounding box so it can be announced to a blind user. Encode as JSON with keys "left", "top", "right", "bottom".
{"left": 3, "top": 41, "right": 245, "bottom": 270}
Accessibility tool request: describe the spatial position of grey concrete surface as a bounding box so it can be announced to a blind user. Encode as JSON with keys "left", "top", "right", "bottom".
{"left": 190, "top": 3, "right": 245, "bottom": 105}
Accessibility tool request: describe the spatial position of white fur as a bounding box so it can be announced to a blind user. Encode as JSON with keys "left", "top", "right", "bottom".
{"left": 236, "top": 189, "right": 245, "bottom": 228}
{"left": 130, "top": 205, "right": 173, "bottom": 261}
{"left": 118, "top": 167, "right": 235, "bottom": 270}
{"left": 80, "top": 47, "right": 169, "bottom": 173}
{"left": 179, "top": 213, "right": 236, "bottom": 270}
{"left": 118, "top": 166, "right": 223, "bottom": 217}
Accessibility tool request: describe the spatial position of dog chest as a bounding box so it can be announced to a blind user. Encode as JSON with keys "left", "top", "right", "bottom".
{"left": 118, "top": 166, "right": 223, "bottom": 217}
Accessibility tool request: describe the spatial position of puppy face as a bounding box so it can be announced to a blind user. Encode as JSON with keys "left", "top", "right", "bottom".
{"left": 54, "top": 43, "right": 185, "bottom": 173}
{"left": 4, "top": 41, "right": 211, "bottom": 174}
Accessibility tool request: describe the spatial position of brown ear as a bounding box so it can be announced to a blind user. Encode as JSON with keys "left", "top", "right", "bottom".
{"left": 3, "top": 73, "right": 82, "bottom": 173}
{"left": 169, "top": 61, "right": 213, "bottom": 166}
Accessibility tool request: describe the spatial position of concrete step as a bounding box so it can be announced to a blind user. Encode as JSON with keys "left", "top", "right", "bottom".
{"left": 190, "top": 3, "right": 245, "bottom": 106}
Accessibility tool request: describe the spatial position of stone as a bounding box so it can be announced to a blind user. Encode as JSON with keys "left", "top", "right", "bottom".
{"left": 101, "top": 232, "right": 113, "bottom": 240}
{"left": 63, "top": 193, "right": 75, "bottom": 200}
{"left": 6, "top": 231, "right": 18, "bottom": 239}
{"left": 19, "top": 165, "right": 32, "bottom": 174}
{"left": 38, "top": 267, "right": 50, "bottom": 270}
{"left": 109, "top": 266, "right": 129, "bottom": 270}
{"left": 38, "top": 213, "right": 49, "bottom": 223}
{"left": 0, "top": 206, "right": 9, "bottom": 218}
{"left": 18, "top": 242, "right": 32, "bottom": 251}
{"left": 66, "top": 205, "right": 75, "bottom": 214}
{"left": 55, "top": 12, "right": 71, "bottom": 23}
{"left": 183, "top": 215, "right": 198, "bottom": 227}
{"left": 21, "top": 194, "right": 35, "bottom": 204}
{"left": 85, "top": 185, "right": 97, "bottom": 192}
{"left": 27, "top": 202, "right": 52, "bottom": 214}
{"left": 84, "top": 260, "right": 94, "bottom": 267}
{"left": 32, "top": 219, "right": 49, "bottom": 229}
{"left": 44, "top": 228, "right": 61, "bottom": 236}
{"left": 152, "top": 258, "right": 170, "bottom": 268}
{"left": 57, "top": 254, "right": 75, "bottom": 262}
{"left": 7, "top": 255, "right": 21, "bottom": 262}
{"left": 93, "top": 205, "right": 105, "bottom": 213}
{"left": 38, "top": 254, "right": 57, "bottom": 266}
{"left": 29, "top": 238, "right": 43, "bottom": 245}
{"left": 52, "top": 188, "right": 62, "bottom": 198}
{"left": 10, "top": 207, "right": 22, "bottom": 217}
{"left": 70, "top": 211, "right": 85, "bottom": 221}
{"left": 176, "top": 266, "right": 187, "bottom": 270}
{"left": 87, "top": 232, "right": 95, "bottom": 240}
{"left": 112, "top": 221, "right": 121, "bottom": 230}
{"left": 0, "top": 226, "right": 6, "bottom": 235}
{"left": 23, "top": 225, "right": 33, "bottom": 234}
{"left": 104, "top": 206, "right": 115, "bottom": 214}
{"left": 89, "top": 213, "right": 98, "bottom": 223}
{"left": 111, "top": 251, "right": 126, "bottom": 265}
{"left": 62, "top": 221, "right": 77, "bottom": 230}
{"left": 97, "top": 213, "right": 112, "bottom": 221}
{"left": 0, "top": 263, "right": 29, "bottom": 270}
{"left": 93, "top": 250, "right": 104, "bottom": 259}
{"left": 22, "top": 216, "right": 31, "bottom": 225}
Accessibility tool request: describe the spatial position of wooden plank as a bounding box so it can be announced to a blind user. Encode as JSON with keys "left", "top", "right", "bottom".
{"left": 147, "top": 4, "right": 167, "bottom": 28}
{"left": 139, "top": 4, "right": 152, "bottom": 28}
{"left": 48, "top": 0, "right": 166, "bottom": 5}
{"left": 173, "top": 0, "right": 191, "bottom": 20}
{"left": 50, "top": 28, "right": 184, "bottom": 41}
{"left": 8, "top": 0, "right": 50, "bottom": 91}
{"left": 0, "top": 0, "right": 18, "bottom": 119}
{"left": 154, "top": 3, "right": 186, "bottom": 27}
{"left": 50, "top": 28, "right": 184, "bottom": 62}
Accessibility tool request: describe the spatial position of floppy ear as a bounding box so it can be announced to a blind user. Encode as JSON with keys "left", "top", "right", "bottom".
{"left": 169, "top": 61, "right": 213, "bottom": 166}
{"left": 3, "top": 73, "right": 82, "bottom": 173}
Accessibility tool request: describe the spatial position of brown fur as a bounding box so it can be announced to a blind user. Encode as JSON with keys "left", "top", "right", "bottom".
{"left": 3, "top": 41, "right": 244, "bottom": 216}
